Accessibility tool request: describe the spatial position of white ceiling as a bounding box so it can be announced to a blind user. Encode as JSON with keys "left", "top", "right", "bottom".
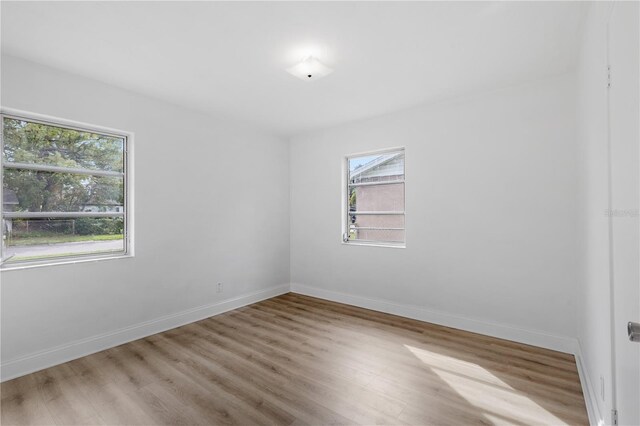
{"left": 1, "top": 1, "right": 587, "bottom": 137}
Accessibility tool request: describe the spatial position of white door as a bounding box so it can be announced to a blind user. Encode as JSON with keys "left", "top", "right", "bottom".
{"left": 608, "top": 2, "right": 640, "bottom": 425}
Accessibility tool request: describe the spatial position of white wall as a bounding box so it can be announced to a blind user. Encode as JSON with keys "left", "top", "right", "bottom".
{"left": 576, "top": 3, "right": 640, "bottom": 425}
{"left": 290, "top": 74, "right": 581, "bottom": 351}
{"left": 607, "top": 4, "right": 640, "bottom": 425}
{"left": 0, "top": 56, "right": 290, "bottom": 379}
{"left": 576, "top": 3, "right": 615, "bottom": 422}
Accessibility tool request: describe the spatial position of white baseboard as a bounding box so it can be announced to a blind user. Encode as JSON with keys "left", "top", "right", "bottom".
{"left": 0, "top": 284, "right": 290, "bottom": 382}
{"left": 575, "top": 342, "right": 604, "bottom": 426}
{"left": 290, "top": 283, "right": 577, "bottom": 354}
{"left": 291, "top": 284, "right": 607, "bottom": 424}
{"left": 4, "top": 281, "right": 596, "bottom": 425}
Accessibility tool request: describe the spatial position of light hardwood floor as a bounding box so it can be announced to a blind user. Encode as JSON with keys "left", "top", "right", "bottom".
{"left": 1, "top": 293, "right": 588, "bottom": 425}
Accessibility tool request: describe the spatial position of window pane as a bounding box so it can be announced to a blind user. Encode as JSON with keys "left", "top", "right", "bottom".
{"left": 346, "top": 149, "right": 405, "bottom": 245}
{"left": 2, "top": 117, "right": 124, "bottom": 172}
{"left": 349, "top": 151, "right": 404, "bottom": 184}
{"left": 2, "top": 217, "right": 124, "bottom": 263}
{"left": 348, "top": 228, "right": 405, "bottom": 244}
{"left": 349, "top": 182, "right": 404, "bottom": 212}
{"left": 349, "top": 214, "right": 405, "bottom": 228}
{"left": 3, "top": 169, "right": 124, "bottom": 213}
{"left": 348, "top": 214, "right": 404, "bottom": 242}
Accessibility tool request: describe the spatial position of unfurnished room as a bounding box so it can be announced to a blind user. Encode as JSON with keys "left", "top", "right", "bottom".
{"left": 0, "top": 1, "right": 638, "bottom": 425}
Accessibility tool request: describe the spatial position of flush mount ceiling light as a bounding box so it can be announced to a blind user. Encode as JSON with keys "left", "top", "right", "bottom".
{"left": 286, "top": 56, "right": 333, "bottom": 81}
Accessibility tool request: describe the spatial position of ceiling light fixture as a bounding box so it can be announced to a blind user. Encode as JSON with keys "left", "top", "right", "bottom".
{"left": 286, "top": 56, "right": 333, "bottom": 82}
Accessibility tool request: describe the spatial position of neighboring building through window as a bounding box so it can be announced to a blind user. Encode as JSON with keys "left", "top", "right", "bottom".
{"left": 345, "top": 148, "right": 405, "bottom": 246}
{"left": 1, "top": 113, "right": 129, "bottom": 266}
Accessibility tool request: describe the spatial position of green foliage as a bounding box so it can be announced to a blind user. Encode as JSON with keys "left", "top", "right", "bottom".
{"left": 74, "top": 218, "right": 123, "bottom": 236}
{"left": 11, "top": 217, "right": 123, "bottom": 238}
{"left": 2, "top": 118, "right": 124, "bottom": 213}
{"left": 349, "top": 187, "right": 357, "bottom": 210}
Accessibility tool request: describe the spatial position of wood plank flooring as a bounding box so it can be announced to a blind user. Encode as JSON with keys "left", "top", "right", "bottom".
{"left": 1, "top": 293, "right": 589, "bottom": 425}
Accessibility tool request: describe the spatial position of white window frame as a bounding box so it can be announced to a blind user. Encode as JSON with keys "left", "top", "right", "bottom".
{"left": 0, "top": 108, "right": 134, "bottom": 270}
{"left": 342, "top": 146, "right": 406, "bottom": 248}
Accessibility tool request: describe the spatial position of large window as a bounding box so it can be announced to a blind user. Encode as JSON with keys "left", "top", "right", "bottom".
{"left": 1, "top": 112, "right": 130, "bottom": 266}
{"left": 344, "top": 148, "right": 405, "bottom": 246}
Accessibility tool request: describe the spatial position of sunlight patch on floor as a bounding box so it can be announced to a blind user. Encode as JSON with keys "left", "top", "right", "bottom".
{"left": 404, "top": 344, "right": 569, "bottom": 425}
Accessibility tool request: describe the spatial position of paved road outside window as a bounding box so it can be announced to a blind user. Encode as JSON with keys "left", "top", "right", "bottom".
{"left": 6, "top": 240, "right": 124, "bottom": 260}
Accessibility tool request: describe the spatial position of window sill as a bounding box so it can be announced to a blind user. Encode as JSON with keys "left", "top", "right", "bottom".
{"left": 0, "top": 253, "right": 134, "bottom": 272}
{"left": 341, "top": 241, "right": 406, "bottom": 249}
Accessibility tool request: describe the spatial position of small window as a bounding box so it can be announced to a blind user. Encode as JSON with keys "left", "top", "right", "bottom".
{"left": 344, "top": 148, "right": 405, "bottom": 246}
{"left": 1, "top": 112, "right": 130, "bottom": 266}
